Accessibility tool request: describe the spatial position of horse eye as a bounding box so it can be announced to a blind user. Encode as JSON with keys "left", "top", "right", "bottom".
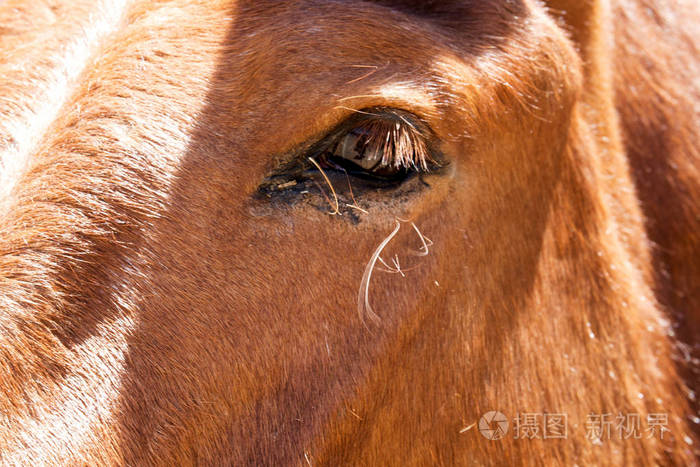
{"left": 259, "top": 109, "right": 441, "bottom": 196}
{"left": 316, "top": 110, "right": 435, "bottom": 180}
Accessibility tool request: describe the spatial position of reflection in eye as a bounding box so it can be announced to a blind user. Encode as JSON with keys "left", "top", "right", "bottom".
{"left": 319, "top": 110, "right": 434, "bottom": 180}
{"left": 332, "top": 127, "right": 383, "bottom": 171}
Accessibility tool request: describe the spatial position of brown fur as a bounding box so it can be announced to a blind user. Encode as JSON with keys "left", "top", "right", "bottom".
{"left": 0, "top": 0, "right": 697, "bottom": 465}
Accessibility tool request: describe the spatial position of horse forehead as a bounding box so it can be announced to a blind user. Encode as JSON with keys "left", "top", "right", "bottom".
{"left": 0, "top": 0, "right": 533, "bottom": 210}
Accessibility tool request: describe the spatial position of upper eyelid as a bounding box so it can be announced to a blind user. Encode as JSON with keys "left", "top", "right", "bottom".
{"left": 312, "top": 108, "right": 433, "bottom": 155}
{"left": 336, "top": 82, "right": 439, "bottom": 120}
{"left": 267, "top": 106, "right": 435, "bottom": 174}
{"left": 265, "top": 83, "right": 439, "bottom": 168}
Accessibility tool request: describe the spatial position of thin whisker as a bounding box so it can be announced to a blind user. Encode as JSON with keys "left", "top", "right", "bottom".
{"left": 411, "top": 222, "right": 433, "bottom": 256}
{"left": 337, "top": 95, "right": 382, "bottom": 102}
{"left": 346, "top": 65, "right": 379, "bottom": 84}
{"left": 333, "top": 106, "right": 381, "bottom": 116}
{"left": 358, "top": 221, "right": 401, "bottom": 325}
{"left": 339, "top": 166, "right": 368, "bottom": 214}
{"left": 308, "top": 157, "right": 340, "bottom": 215}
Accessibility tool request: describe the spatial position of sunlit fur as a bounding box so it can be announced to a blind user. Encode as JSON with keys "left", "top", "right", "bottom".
{"left": 0, "top": 0, "right": 698, "bottom": 465}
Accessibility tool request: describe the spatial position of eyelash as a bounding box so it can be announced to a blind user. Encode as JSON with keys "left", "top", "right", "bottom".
{"left": 313, "top": 108, "right": 436, "bottom": 180}
{"left": 321, "top": 113, "right": 432, "bottom": 173}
